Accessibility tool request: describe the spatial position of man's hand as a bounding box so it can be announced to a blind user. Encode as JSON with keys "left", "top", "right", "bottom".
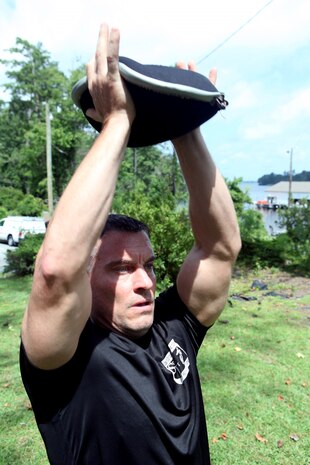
{"left": 86, "top": 24, "right": 136, "bottom": 127}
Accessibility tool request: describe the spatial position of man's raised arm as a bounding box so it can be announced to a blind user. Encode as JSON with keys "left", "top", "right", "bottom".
{"left": 173, "top": 100, "right": 241, "bottom": 327}
{"left": 21, "top": 24, "right": 135, "bottom": 370}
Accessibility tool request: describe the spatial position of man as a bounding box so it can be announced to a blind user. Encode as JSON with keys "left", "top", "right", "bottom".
{"left": 20, "top": 24, "right": 241, "bottom": 465}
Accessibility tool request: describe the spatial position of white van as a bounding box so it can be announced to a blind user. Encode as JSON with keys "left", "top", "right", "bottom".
{"left": 0, "top": 216, "right": 46, "bottom": 246}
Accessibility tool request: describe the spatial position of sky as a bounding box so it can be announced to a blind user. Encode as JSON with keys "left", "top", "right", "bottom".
{"left": 0, "top": 0, "right": 309, "bottom": 181}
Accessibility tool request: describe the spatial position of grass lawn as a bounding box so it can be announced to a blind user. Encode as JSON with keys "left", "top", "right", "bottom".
{"left": 0, "top": 270, "right": 309, "bottom": 465}
{"left": 200, "top": 269, "right": 310, "bottom": 465}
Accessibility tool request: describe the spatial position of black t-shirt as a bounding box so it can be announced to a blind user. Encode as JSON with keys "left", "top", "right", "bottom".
{"left": 20, "top": 285, "right": 211, "bottom": 465}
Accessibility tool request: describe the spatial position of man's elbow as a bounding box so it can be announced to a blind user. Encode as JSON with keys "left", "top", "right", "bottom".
{"left": 217, "top": 228, "right": 242, "bottom": 265}
{"left": 229, "top": 230, "right": 242, "bottom": 263}
{"left": 35, "top": 244, "right": 84, "bottom": 287}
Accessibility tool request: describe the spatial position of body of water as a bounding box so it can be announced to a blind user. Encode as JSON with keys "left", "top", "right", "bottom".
{"left": 240, "top": 181, "right": 285, "bottom": 235}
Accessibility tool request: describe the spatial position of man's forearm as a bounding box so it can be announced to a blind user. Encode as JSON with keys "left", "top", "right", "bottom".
{"left": 42, "top": 116, "right": 131, "bottom": 277}
{"left": 173, "top": 129, "right": 241, "bottom": 261}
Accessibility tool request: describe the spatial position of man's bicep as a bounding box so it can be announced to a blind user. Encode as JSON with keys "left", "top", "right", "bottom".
{"left": 176, "top": 246, "right": 232, "bottom": 327}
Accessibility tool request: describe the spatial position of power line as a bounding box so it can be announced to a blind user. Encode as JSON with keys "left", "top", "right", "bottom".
{"left": 197, "top": 0, "right": 276, "bottom": 65}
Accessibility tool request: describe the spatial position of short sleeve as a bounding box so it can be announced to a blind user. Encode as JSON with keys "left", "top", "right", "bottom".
{"left": 155, "top": 285, "right": 210, "bottom": 355}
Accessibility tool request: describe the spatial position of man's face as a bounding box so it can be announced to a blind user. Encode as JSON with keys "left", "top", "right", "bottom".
{"left": 90, "top": 230, "right": 156, "bottom": 338}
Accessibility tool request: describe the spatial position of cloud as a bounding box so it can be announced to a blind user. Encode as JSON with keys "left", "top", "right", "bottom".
{"left": 242, "top": 86, "right": 310, "bottom": 140}
{"left": 229, "top": 80, "right": 261, "bottom": 110}
{"left": 277, "top": 88, "right": 310, "bottom": 123}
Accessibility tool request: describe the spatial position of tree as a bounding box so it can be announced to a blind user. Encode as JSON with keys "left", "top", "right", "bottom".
{"left": 238, "top": 209, "right": 268, "bottom": 241}
{"left": 226, "top": 177, "right": 251, "bottom": 216}
{"left": 114, "top": 143, "right": 187, "bottom": 207}
{"left": 0, "top": 186, "right": 24, "bottom": 211}
{"left": 111, "top": 144, "right": 192, "bottom": 288}
{"left": 113, "top": 181, "right": 192, "bottom": 290}
{"left": 226, "top": 177, "right": 268, "bottom": 241}
{"left": 14, "top": 194, "right": 44, "bottom": 216}
{"left": 0, "top": 39, "right": 91, "bottom": 200}
{"left": 277, "top": 200, "right": 310, "bottom": 273}
{"left": 257, "top": 170, "right": 310, "bottom": 185}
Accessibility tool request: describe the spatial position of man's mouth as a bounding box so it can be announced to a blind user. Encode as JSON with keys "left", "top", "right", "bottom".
{"left": 132, "top": 300, "right": 153, "bottom": 310}
{"left": 136, "top": 300, "right": 151, "bottom": 306}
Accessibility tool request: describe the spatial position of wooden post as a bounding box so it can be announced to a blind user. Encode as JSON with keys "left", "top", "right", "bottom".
{"left": 46, "top": 101, "right": 53, "bottom": 215}
{"left": 288, "top": 148, "right": 293, "bottom": 206}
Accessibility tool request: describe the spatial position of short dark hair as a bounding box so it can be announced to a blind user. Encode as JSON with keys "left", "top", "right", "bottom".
{"left": 101, "top": 214, "right": 150, "bottom": 238}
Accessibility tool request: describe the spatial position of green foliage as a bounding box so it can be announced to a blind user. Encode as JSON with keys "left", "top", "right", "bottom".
{"left": 278, "top": 200, "right": 310, "bottom": 243}
{"left": 239, "top": 209, "right": 268, "bottom": 241}
{"left": 258, "top": 170, "right": 310, "bottom": 185}
{"left": 112, "top": 145, "right": 193, "bottom": 289}
{"left": 113, "top": 182, "right": 193, "bottom": 291}
{"left": 258, "top": 172, "right": 288, "bottom": 185}
{"left": 115, "top": 145, "right": 187, "bottom": 204}
{"left": 0, "top": 187, "right": 45, "bottom": 216}
{"left": 276, "top": 200, "right": 310, "bottom": 274}
{"left": 0, "top": 206, "right": 7, "bottom": 218}
{"left": 4, "top": 234, "right": 44, "bottom": 276}
{"left": 226, "top": 177, "right": 252, "bottom": 217}
{"left": 14, "top": 194, "right": 45, "bottom": 216}
{"left": 0, "top": 38, "right": 91, "bottom": 200}
{"left": 0, "top": 187, "right": 24, "bottom": 211}
{"left": 227, "top": 178, "right": 268, "bottom": 243}
{"left": 237, "top": 235, "right": 288, "bottom": 269}
{"left": 225, "top": 179, "right": 310, "bottom": 271}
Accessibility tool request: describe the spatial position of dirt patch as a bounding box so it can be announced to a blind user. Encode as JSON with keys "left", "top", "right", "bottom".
{"left": 275, "top": 273, "right": 310, "bottom": 299}
{"left": 232, "top": 269, "right": 310, "bottom": 326}
{"left": 233, "top": 269, "right": 310, "bottom": 299}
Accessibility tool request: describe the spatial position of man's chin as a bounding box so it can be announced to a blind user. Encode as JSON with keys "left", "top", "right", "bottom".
{"left": 119, "top": 315, "right": 154, "bottom": 339}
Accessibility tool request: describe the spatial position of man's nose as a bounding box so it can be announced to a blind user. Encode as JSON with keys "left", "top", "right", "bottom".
{"left": 133, "top": 267, "right": 154, "bottom": 290}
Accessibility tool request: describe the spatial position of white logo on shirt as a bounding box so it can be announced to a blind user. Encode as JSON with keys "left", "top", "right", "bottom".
{"left": 161, "top": 339, "right": 190, "bottom": 385}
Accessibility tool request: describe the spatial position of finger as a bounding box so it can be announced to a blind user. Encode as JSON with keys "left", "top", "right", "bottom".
{"left": 176, "top": 61, "right": 187, "bottom": 70}
{"left": 187, "top": 61, "right": 197, "bottom": 72}
{"left": 106, "top": 27, "right": 120, "bottom": 78}
{"left": 95, "top": 23, "right": 109, "bottom": 75}
{"left": 208, "top": 68, "right": 217, "bottom": 85}
{"left": 86, "top": 56, "right": 96, "bottom": 86}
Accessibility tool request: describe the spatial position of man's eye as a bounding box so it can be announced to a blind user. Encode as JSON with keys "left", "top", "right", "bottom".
{"left": 145, "top": 263, "right": 155, "bottom": 272}
{"left": 116, "top": 265, "right": 131, "bottom": 273}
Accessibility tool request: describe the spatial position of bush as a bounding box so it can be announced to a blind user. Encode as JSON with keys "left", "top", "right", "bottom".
{"left": 4, "top": 234, "right": 44, "bottom": 276}
{"left": 113, "top": 185, "right": 193, "bottom": 291}
{"left": 0, "top": 206, "right": 8, "bottom": 218}
{"left": 0, "top": 186, "right": 24, "bottom": 212}
{"left": 15, "top": 194, "right": 45, "bottom": 216}
{"left": 239, "top": 209, "right": 268, "bottom": 241}
{"left": 277, "top": 200, "right": 310, "bottom": 274}
{"left": 237, "top": 235, "right": 288, "bottom": 269}
{"left": 0, "top": 187, "right": 45, "bottom": 216}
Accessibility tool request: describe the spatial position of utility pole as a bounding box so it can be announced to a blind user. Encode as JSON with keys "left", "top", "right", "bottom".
{"left": 45, "top": 101, "right": 53, "bottom": 216}
{"left": 287, "top": 148, "right": 293, "bottom": 206}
